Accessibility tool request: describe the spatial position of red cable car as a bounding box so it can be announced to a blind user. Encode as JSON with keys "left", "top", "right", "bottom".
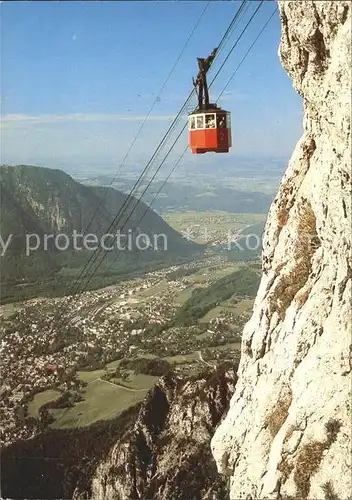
{"left": 188, "top": 106, "right": 232, "bottom": 154}
{"left": 188, "top": 48, "right": 232, "bottom": 154}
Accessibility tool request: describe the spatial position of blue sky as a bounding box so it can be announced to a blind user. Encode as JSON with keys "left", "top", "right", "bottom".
{"left": 1, "top": 0, "right": 303, "bottom": 175}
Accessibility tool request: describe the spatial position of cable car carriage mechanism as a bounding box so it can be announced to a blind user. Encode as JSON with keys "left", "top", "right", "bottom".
{"left": 188, "top": 48, "right": 232, "bottom": 154}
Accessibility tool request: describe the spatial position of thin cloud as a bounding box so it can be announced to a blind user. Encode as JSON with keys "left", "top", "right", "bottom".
{"left": 0, "top": 113, "right": 180, "bottom": 126}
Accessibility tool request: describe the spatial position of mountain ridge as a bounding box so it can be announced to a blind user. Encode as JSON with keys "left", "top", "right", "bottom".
{"left": 0, "top": 165, "right": 202, "bottom": 302}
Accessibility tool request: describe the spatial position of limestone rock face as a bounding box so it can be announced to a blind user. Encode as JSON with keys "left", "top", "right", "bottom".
{"left": 211, "top": 2, "right": 351, "bottom": 499}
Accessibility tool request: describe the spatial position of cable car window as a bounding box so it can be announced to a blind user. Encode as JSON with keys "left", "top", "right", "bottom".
{"left": 205, "top": 114, "right": 216, "bottom": 129}
{"left": 226, "top": 113, "right": 231, "bottom": 128}
{"left": 217, "top": 114, "right": 226, "bottom": 128}
{"left": 196, "top": 115, "right": 204, "bottom": 129}
{"left": 189, "top": 116, "right": 196, "bottom": 130}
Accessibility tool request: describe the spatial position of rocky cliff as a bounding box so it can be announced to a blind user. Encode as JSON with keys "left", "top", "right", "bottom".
{"left": 211, "top": 2, "right": 351, "bottom": 499}
{"left": 73, "top": 367, "right": 237, "bottom": 500}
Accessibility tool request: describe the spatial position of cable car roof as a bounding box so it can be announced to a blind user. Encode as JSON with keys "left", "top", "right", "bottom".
{"left": 189, "top": 103, "right": 229, "bottom": 115}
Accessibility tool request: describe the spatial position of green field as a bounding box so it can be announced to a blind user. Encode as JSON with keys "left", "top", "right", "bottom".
{"left": 200, "top": 297, "right": 254, "bottom": 322}
{"left": 108, "top": 373, "right": 160, "bottom": 390}
{"left": 211, "top": 342, "right": 242, "bottom": 352}
{"left": 164, "top": 352, "right": 200, "bottom": 364}
{"left": 77, "top": 359, "right": 123, "bottom": 383}
{"left": 27, "top": 339, "right": 243, "bottom": 429}
{"left": 136, "top": 281, "right": 170, "bottom": 299}
{"left": 28, "top": 390, "right": 61, "bottom": 418}
{"left": 50, "top": 379, "right": 148, "bottom": 429}
{"left": 173, "top": 264, "right": 260, "bottom": 327}
{"left": 172, "top": 263, "right": 241, "bottom": 305}
{"left": 27, "top": 359, "right": 158, "bottom": 429}
{"left": 174, "top": 289, "right": 193, "bottom": 305}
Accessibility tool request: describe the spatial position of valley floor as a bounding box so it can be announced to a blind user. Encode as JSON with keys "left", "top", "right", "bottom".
{"left": 0, "top": 253, "right": 260, "bottom": 447}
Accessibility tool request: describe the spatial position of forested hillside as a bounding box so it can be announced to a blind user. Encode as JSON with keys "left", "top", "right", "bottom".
{"left": 0, "top": 165, "right": 202, "bottom": 302}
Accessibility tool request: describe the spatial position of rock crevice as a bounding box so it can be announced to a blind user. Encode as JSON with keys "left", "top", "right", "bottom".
{"left": 73, "top": 367, "right": 237, "bottom": 500}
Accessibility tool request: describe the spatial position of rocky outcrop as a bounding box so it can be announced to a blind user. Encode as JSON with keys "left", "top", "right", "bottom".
{"left": 1, "top": 365, "right": 238, "bottom": 500}
{"left": 74, "top": 367, "right": 237, "bottom": 500}
{"left": 211, "top": 2, "right": 351, "bottom": 499}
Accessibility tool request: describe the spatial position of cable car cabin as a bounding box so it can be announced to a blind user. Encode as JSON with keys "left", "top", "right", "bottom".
{"left": 188, "top": 108, "right": 232, "bottom": 154}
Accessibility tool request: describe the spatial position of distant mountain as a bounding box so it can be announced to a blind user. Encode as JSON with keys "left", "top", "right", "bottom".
{"left": 82, "top": 179, "right": 275, "bottom": 214}
{"left": 75, "top": 155, "right": 286, "bottom": 182}
{"left": 0, "top": 165, "right": 202, "bottom": 302}
{"left": 142, "top": 182, "right": 273, "bottom": 214}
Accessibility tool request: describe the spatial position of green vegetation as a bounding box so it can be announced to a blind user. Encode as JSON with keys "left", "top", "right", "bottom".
{"left": 2, "top": 250, "right": 205, "bottom": 305}
{"left": 26, "top": 344, "right": 239, "bottom": 430}
{"left": 224, "top": 221, "right": 264, "bottom": 262}
{"left": 166, "top": 266, "right": 200, "bottom": 281}
{"left": 225, "top": 245, "right": 261, "bottom": 262}
{"left": 174, "top": 288, "right": 193, "bottom": 305}
{"left": 28, "top": 358, "right": 165, "bottom": 429}
{"left": 28, "top": 390, "right": 61, "bottom": 418}
{"left": 50, "top": 380, "right": 148, "bottom": 429}
{"left": 108, "top": 373, "right": 159, "bottom": 390}
{"left": 173, "top": 266, "right": 260, "bottom": 326}
{"left": 118, "top": 357, "right": 172, "bottom": 376}
{"left": 77, "top": 368, "right": 107, "bottom": 383}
